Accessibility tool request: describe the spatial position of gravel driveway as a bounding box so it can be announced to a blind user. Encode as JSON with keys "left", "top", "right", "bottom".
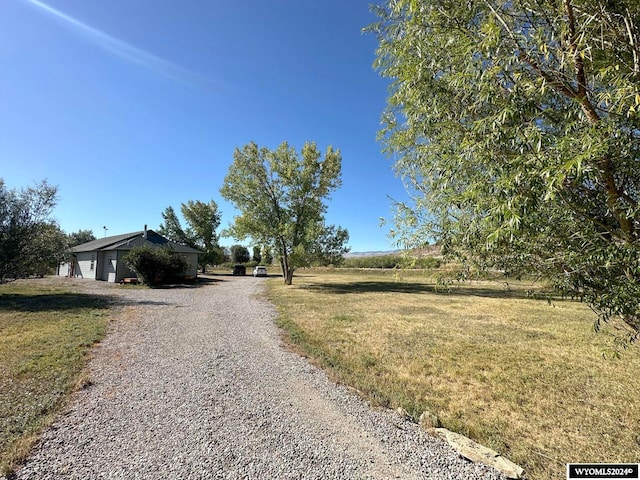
{"left": 13, "top": 275, "right": 505, "bottom": 479}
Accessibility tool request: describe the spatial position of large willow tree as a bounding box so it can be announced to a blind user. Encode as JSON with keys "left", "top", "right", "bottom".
{"left": 370, "top": 0, "right": 640, "bottom": 338}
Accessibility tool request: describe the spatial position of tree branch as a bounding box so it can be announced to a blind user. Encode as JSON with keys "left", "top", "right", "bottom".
{"left": 564, "top": 0, "right": 600, "bottom": 124}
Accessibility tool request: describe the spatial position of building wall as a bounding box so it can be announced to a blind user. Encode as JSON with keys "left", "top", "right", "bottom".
{"left": 98, "top": 251, "right": 116, "bottom": 282}
{"left": 57, "top": 262, "right": 71, "bottom": 277}
{"left": 115, "top": 250, "right": 137, "bottom": 283}
{"left": 58, "top": 249, "right": 199, "bottom": 282}
{"left": 73, "top": 252, "right": 98, "bottom": 279}
{"left": 183, "top": 253, "right": 199, "bottom": 278}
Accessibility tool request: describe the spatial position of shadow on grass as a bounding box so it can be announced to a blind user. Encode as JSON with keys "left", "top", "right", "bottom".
{"left": 205, "top": 273, "right": 282, "bottom": 279}
{"left": 303, "top": 280, "right": 568, "bottom": 301}
{"left": 0, "top": 292, "right": 112, "bottom": 312}
{"left": 0, "top": 291, "right": 179, "bottom": 311}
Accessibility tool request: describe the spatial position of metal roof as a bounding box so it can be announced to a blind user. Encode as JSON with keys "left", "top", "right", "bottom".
{"left": 70, "top": 231, "right": 145, "bottom": 252}
{"left": 70, "top": 230, "right": 201, "bottom": 254}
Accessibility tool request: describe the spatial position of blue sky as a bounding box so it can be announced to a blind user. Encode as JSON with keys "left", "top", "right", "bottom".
{"left": 0, "top": 0, "right": 408, "bottom": 252}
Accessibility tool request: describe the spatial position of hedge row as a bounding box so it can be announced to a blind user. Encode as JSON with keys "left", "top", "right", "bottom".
{"left": 341, "top": 255, "right": 441, "bottom": 269}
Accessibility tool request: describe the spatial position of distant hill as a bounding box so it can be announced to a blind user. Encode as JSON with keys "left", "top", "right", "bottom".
{"left": 344, "top": 245, "right": 441, "bottom": 259}
{"left": 343, "top": 250, "right": 401, "bottom": 258}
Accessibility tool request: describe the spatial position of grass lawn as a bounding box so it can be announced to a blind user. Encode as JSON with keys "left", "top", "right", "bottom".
{"left": 267, "top": 269, "right": 640, "bottom": 480}
{"left": 0, "top": 279, "right": 111, "bottom": 476}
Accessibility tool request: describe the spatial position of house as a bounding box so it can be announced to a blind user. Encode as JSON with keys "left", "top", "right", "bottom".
{"left": 57, "top": 227, "right": 200, "bottom": 283}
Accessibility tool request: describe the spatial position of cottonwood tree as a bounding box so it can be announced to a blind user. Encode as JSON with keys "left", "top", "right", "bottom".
{"left": 370, "top": 0, "right": 640, "bottom": 339}
{"left": 158, "top": 206, "right": 188, "bottom": 244}
{"left": 261, "top": 245, "right": 274, "bottom": 265}
{"left": 0, "top": 179, "right": 59, "bottom": 282}
{"left": 67, "top": 229, "right": 96, "bottom": 247}
{"left": 230, "top": 244, "right": 250, "bottom": 264}
{"left": 220, "top": 141, "right": 349, "bottom": 284}
{"left": 158, "top": 200, "right": 223, "bottom": 272}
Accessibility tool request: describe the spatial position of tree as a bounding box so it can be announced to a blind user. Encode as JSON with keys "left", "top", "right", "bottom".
{"left": 310, "top": 224, "right": 350, "bottom": 266}
{"left": 67, "top": 229, "right": 96, "bottom": 247}
{"left": 220, "top": 141, "right": 350, "bottom": 284}
{"left": 158, "top": 200, "right": 223, "bottom": 272}
{"left": 182, "top": 200, "right": 224, "bottom": 268}
{"left": 370, "top": 0, "right": 640, "bottom": 339}
{"left": 60, "top": 229, "right": 96, "bottom": 265}
{"left": 24, "top": 222, "right": 67, "bottom": 277}
{"left": 0, "top": 179, "right": 58, "bottom": 282}
{"left": 230, "top": 244, "right": 251, "bottom": 264}
{"left": 261, "top": 246, "right": 274, "bottom": 265}
{"left": 252, "top": 246, "right": 262, "bottom": 263}
{"left": 158, "top": 206, "right": 189, "bottom": 244}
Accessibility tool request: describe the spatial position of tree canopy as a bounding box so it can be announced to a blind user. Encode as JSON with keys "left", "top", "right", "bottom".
{"left": 0, "top": 179, "right": 59, "bottom": 282}
{"left": 370, "top": 0, "right": 640, "bottom": 338}
{"left": 220, "top": 141, "right": 349, "bottom": 284}
{"left": 158, "top": 200, "right": 223, "bottom": 272}
{"left": 230, "top": 244, "right": 251, "bottom": 264}
{"left": 252, "top": 246, "right": 262, "bottom": 263}
{"left": 67, "top": 229, "right": 96, "bottom": 248}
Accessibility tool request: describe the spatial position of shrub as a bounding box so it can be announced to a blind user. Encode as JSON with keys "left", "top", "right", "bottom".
{"left": 341, "top": 254, "right": 441, "bottom": 270}
{"left": 123, "top": 245, "right": 189, "bottom": 286}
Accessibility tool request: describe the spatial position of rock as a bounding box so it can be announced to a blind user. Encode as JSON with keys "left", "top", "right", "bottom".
{"left": 396, "top": 407, "right": 410, "bottom": 419}
{"left": 435, "top": 428, "right": 524, "bottom": 479}
{"left": 418, "top": 410, "right": 440, "bottom": 430}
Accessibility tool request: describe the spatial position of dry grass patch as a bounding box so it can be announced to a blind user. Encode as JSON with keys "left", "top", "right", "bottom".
{"left": 0, "top": 279, "right": 111, "bottom": 476}
{"left": 267, "top": 270, "right": 640, "bottom": 480}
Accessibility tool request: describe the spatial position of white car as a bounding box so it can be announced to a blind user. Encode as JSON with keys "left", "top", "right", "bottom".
{"left": 253, "top": 266, "right": 267, "bottom": 277}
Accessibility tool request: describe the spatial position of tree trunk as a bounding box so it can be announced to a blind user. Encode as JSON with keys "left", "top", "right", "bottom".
{"left": 284, "top": 268, "right": 294, "bottom": 285}
{"left": 279, "top": 251, "right": 294, "bottom": 285}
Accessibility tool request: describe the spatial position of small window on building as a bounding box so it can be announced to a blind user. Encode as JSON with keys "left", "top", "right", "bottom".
{"left": 90, "top": 256, "right": 95, "bottom": 270}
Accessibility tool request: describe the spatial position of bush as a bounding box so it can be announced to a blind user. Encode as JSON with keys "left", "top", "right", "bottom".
{"left": 220, "top": 260, "right": 260, "bottom": 271}
{"left": 342, "top": 255, "right": 400, "bottom": 269}
{"left": 123, "top": 245, "right": 189, "bottom": 286}
{"left": 230, "top": 245, "right": 251, "bottom": 263}
{"left": 341, "top": 254, "right": 441, "bottom": 269}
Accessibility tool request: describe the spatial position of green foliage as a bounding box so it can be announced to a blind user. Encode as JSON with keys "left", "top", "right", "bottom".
{"left": 220, "top": 141, "right": 350, "bottom": 284}
{"left": 59, "top": 229, "right": 96, "bottom": 264}
{"left": 369, "top": 0, "right": 640, "bottom": 337}
{"left": 306, "top": 225, "right": 349, "bottom": 267}
{"left": 66, "top": 229, "right": 95, "bottom": 248}
{"left": 261, "top": 246, "right": 274, "bottom": 265}
{"left": 158, "top": 200, "right": 223, "bottom": 271}
{"left": 219, "top": 260, "right": 259, "bottom": 270}
{"left": 123, "top": 245, "right": 189, "bottom": 286}
{"left": 181, "top": 200, "right": 223, "bottom": 268}
{"left": 252, "top": 246, "right": 262, "bottom": 263}
{"left": 23, "top": 222, "right": 67, "bottom": 277}
{"left": 0, "top": 179, "right": 59, "bottom": 282}
{"left": 230, "top": 244, "right": 250, "bottom": 264}
{"left": 158, "top": 206, "right": 189, "bottom": 244}
{"left": 342, "top": 254, "right": 441, "bottom": 269}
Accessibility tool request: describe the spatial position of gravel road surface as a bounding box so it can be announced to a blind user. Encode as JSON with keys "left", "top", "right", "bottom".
{"left": 12, "top": 275, "right": 505, "bottom": 479}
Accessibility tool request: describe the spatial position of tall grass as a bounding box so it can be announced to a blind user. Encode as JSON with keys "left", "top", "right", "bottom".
{"left": 0, "top": 280, "right": 110, "bottom": 475}
{"left": 267, "top": 270, "right": 640, "bottom": 480}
